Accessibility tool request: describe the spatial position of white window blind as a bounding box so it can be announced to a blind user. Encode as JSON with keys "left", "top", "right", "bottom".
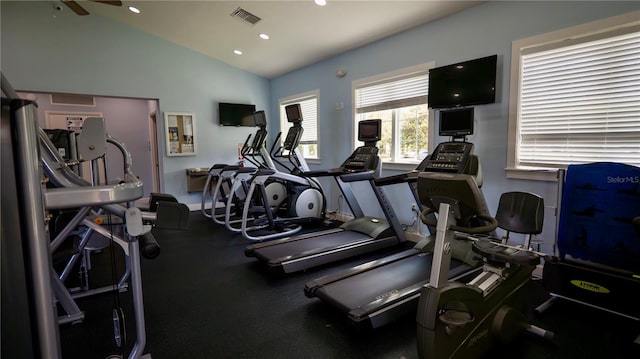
{"left": 518, "top": 29, "right": 640, "bottom": 167}
{"left": 355, "top": 73, "right": 428, "bottom": 113}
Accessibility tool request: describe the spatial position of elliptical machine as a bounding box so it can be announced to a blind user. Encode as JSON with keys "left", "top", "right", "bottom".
{"left": 414, "top": 172, "right": 553, "bottom": 359}
{"left": 239, "top": 104, "right": 326, "bottom": 241}
{"left": 201, "top": 111, "right": 288, "bottom": 229}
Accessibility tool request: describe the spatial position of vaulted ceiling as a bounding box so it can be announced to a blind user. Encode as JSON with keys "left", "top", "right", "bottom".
{"left": 72, "top": 1, "right": 483, "bottom": 78}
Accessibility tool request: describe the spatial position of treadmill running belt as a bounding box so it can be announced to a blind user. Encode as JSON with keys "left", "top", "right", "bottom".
{"left": 314, "top": 251, "right": 469, "bottom": 317}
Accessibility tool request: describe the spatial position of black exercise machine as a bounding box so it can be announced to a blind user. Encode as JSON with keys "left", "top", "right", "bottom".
{"left": 201, "top": 111, "right": 276, "bottom": 227}
{"left": 244, "top": 119, "right": 408, "bottom": 273}
{"left": 238, "top": 104, "right": 326, "bottom": 241}
{"left": 304, "top": 111, "right": 483, "bottom": 328}
{"left": 415, "top": 172, "right": 553, "bottom": 359}
{"left": 304, "top": 143, "right": 482, "bottom": 328}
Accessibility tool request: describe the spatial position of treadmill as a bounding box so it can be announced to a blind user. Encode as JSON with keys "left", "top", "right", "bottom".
{"left": 305, "top": 108, "right": 489, "bottom": 328}
{"left": 244, "top": 119, "right": 407, "bottom": 273}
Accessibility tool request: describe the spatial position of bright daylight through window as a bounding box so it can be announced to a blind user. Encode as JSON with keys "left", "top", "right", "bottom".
{"left": 354, "top": 65, "right": 431, "bottom": 164}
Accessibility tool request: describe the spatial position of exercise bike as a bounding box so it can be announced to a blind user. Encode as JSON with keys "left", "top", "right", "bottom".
{"left": 415, "top": 172, "right": 553, "bottom": 359}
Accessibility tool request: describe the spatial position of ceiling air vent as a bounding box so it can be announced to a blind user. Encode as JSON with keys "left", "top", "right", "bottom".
{"left": 230, "top": 7, "right": 261, "bottom": 25}
{"left": 50, "top": 93, "right": 95, "bottom": 106}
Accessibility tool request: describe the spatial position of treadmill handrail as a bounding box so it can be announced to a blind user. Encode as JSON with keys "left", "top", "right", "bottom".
{"left": 302, "top": 168, "right": 349, "bottom": 177}
{"left": 339, "top": 170, "right": 376, "bottom": 183}
{"left": 374, "top": 171, "right": 419, "bottom": 186}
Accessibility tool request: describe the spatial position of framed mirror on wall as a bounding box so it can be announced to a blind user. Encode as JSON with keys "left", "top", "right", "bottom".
{"left": 164, "top": 112, "right": 196, "bottom": 156}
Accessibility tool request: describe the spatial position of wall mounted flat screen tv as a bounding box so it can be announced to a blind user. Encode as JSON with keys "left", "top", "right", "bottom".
{"left": 439, "top": 107, "right": 474, "bottom": 137}
{"left": 428, "top": 55, "right": 497, "bottom": 109}
{"left": 218, "top": 102, "right": 256, "bottom": 126}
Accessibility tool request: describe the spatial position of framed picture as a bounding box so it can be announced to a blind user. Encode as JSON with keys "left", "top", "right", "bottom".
{"left": 164, "top": 112, "right": 196, "bottom": 156}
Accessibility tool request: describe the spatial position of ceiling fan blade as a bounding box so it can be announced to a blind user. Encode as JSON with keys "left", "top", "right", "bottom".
{"left": 62, "top": 0, "right": 89, "bottom": 16}
{"left": 93, "top": 1, "right": 123, "bottom": 6}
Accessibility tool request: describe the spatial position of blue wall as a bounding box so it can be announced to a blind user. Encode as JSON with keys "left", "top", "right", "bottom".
{"left": 269, "top": 1, "right": 640, "bottom": 251}
{"left": 1, "top": 1, "right": 270, "bottom": 204}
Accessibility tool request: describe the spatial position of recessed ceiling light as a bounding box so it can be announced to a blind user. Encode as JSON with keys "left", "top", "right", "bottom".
{"left": 234, "top": 49, "right": 243, "bottom": 55}
{"left": 314, "top": 0, "right": 327, "bottom": 6}
{"left": 259, "top": 33, "right": 270, "bottom": 40}
{"left": 128, "top": 6, "right": 140, "bottom": 14}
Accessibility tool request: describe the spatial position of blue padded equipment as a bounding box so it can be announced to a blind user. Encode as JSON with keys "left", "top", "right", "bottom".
{"left": 557, "top": 162, "right": 640, "bottom": 273}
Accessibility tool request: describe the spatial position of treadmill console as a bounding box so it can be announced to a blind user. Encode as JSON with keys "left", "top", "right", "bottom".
{"left": 422, "top": 142, "right": 473, "bottom": 173}
{"left": 341, "top": 146, "right": 379, "bottom": 172}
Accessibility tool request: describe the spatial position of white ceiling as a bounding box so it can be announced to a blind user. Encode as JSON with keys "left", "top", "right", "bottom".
{"left": 78, "top": 0, "right": 483, "bottom": 79}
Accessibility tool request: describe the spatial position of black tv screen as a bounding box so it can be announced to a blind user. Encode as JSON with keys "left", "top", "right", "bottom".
{"left": 439, "top": 107, "right": 474, "bottom": 137}
{"left": 218, "top": 102, "right": 256, "bottom": 126}
{"left": 358, "top": 119, "right": 382, "bottom": 142}
{"left": 428, "top": 55, "right": 497, "bottom": 109}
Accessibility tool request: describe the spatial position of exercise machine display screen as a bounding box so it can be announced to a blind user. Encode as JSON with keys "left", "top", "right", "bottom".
{"left": 251, "top": 110, "right": 267, "bottom": 127}
{"left": 285, "top": 104, "right": 302, "bottom": 123}
{"left": 439, "top": 107, "right": 474, "bottom": 137}
{"left": 283, "top": 126, "right": 303, "bottom": 151}
{"left": 341, "top": 119, "right": 382, "bottom": 171}
{"left": 422, "top": 141, "right": 473, "bottom": 173}
{"left": 342, "top": 146, "right": 379, "bottom": 172}
{"left": 358, "top": 119, "right": 382, "bottom": 142}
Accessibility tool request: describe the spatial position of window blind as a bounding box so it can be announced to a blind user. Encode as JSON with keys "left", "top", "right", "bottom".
{"left": 518, "top": 30, "right": 640, "bottom": 167}
{"left": 355, "top": 73, "right": 428, "bottom": 113}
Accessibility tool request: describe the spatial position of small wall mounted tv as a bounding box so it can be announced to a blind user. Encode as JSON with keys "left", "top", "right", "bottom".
{"left": 439, "top": 107, "right": 474, "bottom": 137}
{"left": 428, "top": 55, "right": 497, "bottom": 109}
{"left": 218, "top": 102, "right": 256, "bottom": 126}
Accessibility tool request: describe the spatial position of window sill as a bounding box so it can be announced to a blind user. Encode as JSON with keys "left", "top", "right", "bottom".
{"left": 505, "top": 167, "right": 559, "bottom": 182}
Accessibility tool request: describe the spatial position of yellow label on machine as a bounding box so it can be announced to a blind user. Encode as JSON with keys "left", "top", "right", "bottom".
{"left": 570, "top": 280, "right": 610, "bottom": 294}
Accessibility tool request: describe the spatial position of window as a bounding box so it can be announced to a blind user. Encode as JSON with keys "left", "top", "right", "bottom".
{"left": 507, "top": 12, "right": 640, "bottom": 180}
{"left": 279, "top": 90, "right": 319, "bottom": 159}
{"left": 353, "top": 63, "right": 433, "bottom": 165}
